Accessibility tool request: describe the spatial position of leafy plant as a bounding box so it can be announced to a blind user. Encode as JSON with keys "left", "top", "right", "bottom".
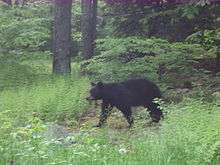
{"left": 186, "top": 29, "right": 220, "bottom": 50}
{"left": 0, "top": 5, "right": 52, "bottom": 53}
{"left": 81, "top": 37, "right": 206, "bottom": 83}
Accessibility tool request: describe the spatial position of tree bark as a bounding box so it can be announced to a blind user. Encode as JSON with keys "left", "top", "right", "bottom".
{"left": 14, "top": 0, "right": 26, "bottom": 6}
{"left": 2, "top": 0, "right": 12, "bottom": 6}
{"left": 216, "top": 49, "right": 220, "bottom": 73}
{"left": 81, "top": 0, "right": 98, "bottom": 60}
{"left": 91, "top": 0, "right": 98, "bottom": 44}
{"left": 53, "top": 0, "right": 72, "bottom": 74}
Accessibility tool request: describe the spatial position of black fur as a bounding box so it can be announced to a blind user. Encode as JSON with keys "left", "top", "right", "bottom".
{"left": 87, "top": 78, "right": 163, "bottom": 127}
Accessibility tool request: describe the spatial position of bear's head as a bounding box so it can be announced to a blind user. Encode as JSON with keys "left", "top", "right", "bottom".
{"left": 86, "top": 82, "right": 104, "bottom": 101}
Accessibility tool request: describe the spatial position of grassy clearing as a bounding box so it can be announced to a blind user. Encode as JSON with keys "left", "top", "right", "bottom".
{"left": 0, "top": 58, "right": 220, "bottom": 165}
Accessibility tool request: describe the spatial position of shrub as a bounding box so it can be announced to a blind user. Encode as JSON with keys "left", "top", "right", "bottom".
{"left": 81, "top": 37, "right": 206, "bottom": 83}
{"left": 0, "top": 5, "right": 52, "bottom": 53}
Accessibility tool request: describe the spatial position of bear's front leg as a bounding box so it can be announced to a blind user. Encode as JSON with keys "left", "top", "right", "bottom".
{"left": 121, "top": 107, "right": 134, "bottom": 128}
{"left": 94, "top": 102, "right": 113, "bottom": 127}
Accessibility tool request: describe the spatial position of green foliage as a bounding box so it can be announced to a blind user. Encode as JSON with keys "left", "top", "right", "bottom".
{"left": 81, "top": 37, "right": 206, "bottom": 82}
{"left": 0, "top": 51, "right": 219, "bottom": 165}
{"left": 0, "top": 58, "right": 90, "bottom": 123}
{"left": 187, "top": 29, "right": 220, "bottom": 46}
{"left": 71, "top": 0, "right": 82, "bottom": 42}
{"left": 181, "top": 5, "right": 200, "bottom": 20}
{"left": 0, "top": 55, "right": 91, "bottom": 164}
{"left": 1, "top": 94, "right": 220, "bottom": 165}
{"left": 0, "top": 5, "right": 52, "bottom": 53}
{"left": 0, "top": 3, "right": 220, "bottom": 165}
{"left": 0, "top": 3, "right": 82, "bottom": 57}
{"left": 186, "top": 29, "right": 220, "bottom": 63}
{"left": 101, "top": 4, "right": 220, "bottom": 41}
{"left": 0, "top": 51, "right": 52, "bottom": 90}
{"left": 186, "top": 29, "right": 220, "bottom": 50}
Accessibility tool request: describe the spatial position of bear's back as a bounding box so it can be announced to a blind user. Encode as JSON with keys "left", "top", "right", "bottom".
{"left": 120, "top": 78, "right": 161, "bottom": 99}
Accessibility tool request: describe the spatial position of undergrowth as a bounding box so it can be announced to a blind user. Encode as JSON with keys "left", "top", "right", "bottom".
{"left": 0, "top": 56, "right": 220, "bottom": 165}
{"left": 81, "top": 37, "right": 211, "bottom": 83}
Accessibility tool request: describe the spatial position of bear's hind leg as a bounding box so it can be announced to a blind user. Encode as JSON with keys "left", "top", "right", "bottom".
{"left": 146, "top": 102, "right": 163, "bottom": 123}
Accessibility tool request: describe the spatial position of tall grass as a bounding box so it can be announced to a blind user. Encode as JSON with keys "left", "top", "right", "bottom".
{"left": 1, "top": 99, "right": 220, "bottom": 165}
{"left": 0, "top": 58, "right": 220, "bottom": 165}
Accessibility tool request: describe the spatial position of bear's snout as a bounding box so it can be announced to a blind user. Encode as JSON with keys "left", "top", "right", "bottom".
{"left": 86, "top": 96, "right": 99, "bottom": 108}
{"left": 86, "top": 96, "right": 95, "bottom": 101}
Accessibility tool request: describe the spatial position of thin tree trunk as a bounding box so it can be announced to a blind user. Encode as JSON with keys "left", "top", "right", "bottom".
{"left": 14, "top": 0, "right": 26, "bottom": 6}
{"left": 2, "top": 0, "right": 12, "bottom": 6}
{"left": 53, "top": 0, "right": 72, "bottom": 74}
{"left": 216, "top": 49, "right": 220, "bottom": 73}
{"left": 15, "top": 0, "right": 20, "bottom": 5}
{"left": 81, "top": 0, "right": 97, "bottom": 60}
{"left": 91, "top": 0, "right": 98, "bottom": 45}
{"left": 81, "top": 0, "right": 92, "bottom": 60}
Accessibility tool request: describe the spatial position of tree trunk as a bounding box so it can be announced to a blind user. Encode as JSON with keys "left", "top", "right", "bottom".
{"left": 53, "top": 0, "right": 72, "bottom": 74}
{"left": 216, "top": 49, "right": 220, "bottom": 73}
{"left": 91, "top": 0, "right": 98, "bottom": 44}
{"left": 81, "top": 0, "right": 98, "bottom": 60}
{"left": 2, "top": 0, "right": 12, "bottom": 6}
{"left": 14, "top": 0, "right": 26, "bottom": 6}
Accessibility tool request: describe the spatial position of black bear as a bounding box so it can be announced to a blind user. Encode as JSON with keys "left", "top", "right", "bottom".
{"left": 86, "top": 78, "right": 163, "bottom": 128}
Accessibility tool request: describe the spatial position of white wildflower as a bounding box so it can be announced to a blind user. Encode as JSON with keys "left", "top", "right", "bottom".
{"left": 118, "top": 148, "right": 128, "bottom": 154}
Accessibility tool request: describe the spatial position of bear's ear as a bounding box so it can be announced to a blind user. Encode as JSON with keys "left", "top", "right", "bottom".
{"left": 97, "top": 81, "right": 104, "bottom": 88}
{"left": 91, "top": 82, "right": 96, "bottom": 86}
